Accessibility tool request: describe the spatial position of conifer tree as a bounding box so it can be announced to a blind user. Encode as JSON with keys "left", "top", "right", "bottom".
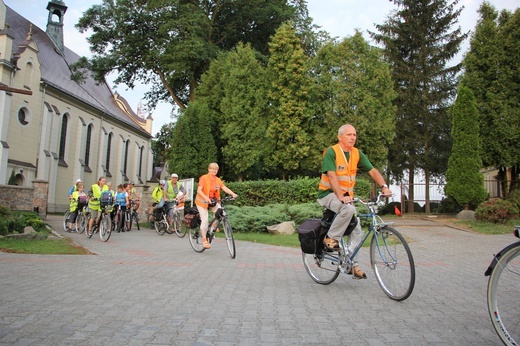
{"left": 445, "top": 86, "right": 487, "bottom": 209}
{"left": 370, "top": 0, "right": 467, "bottom": 212}
{"left": 266, "top": 22, "right": 312, "bottom": 180}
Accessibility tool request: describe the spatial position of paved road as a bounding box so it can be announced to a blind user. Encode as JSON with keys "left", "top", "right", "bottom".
{"left": 0, "top": 214, "right": 515, "bottom": 345}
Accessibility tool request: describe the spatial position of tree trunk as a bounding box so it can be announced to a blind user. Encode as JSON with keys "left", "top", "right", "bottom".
{"left": 407, "top": 169, "right": 415, "bottom": 214}
{"left": 424, "top": 168, "right": 431, "bottom": 213}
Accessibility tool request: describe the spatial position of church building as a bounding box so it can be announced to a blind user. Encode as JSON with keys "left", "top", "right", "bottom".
{"left": 0, "top": 0, "right": 154, "bottom": 213}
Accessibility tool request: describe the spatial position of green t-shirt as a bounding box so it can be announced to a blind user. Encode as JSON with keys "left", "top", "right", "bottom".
{"left": 318, "top": 146, "right": 374, "bottom": 199}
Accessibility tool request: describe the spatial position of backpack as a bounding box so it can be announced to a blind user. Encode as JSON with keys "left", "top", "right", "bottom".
{"left": 183, "top": 207, "right": 201, "bottom": 229}
{"left": 100, "top": 191, "right": 114, "bottom": 206}
{"left": 296, "top": 219, "right": 328, "bottom": 254}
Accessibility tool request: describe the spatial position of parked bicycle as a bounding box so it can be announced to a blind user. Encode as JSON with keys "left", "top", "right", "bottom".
{"left": 85, "top": 201, "right": 113, "bottom": 242}
{"left": 485, "top": 226, "right": 520, "bottom": 346}
{"left": 299, "top": 194, "right": 415, "bottom": 301}
{"left": 125, "top": 199, "right": 140, "bottom": 231}
{"left": 188, "top": 196, "right": 237, "bottom": 258}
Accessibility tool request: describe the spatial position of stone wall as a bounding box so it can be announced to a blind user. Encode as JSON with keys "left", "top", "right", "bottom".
{"left": 0, "top": 181, "right": 49, "bottom": 220}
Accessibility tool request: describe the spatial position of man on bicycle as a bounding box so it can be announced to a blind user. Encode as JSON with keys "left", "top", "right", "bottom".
{"left": 163, "top": 174, "right": 187, "bottom": 227}
{"left": 317, "top": 124, "right": 391, "bottom": 279}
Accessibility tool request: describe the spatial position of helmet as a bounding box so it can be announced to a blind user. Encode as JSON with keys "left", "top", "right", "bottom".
{"left": 159, "top": 180, "right": 166, "bottom": 185}
{"left": 75, "top": 179, "right": 82, "bottom": 184}
{"left": 171, "top": 173, "right": 178, "bottom": 178}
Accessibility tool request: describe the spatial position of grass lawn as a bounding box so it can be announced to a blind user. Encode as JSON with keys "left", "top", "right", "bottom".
{"left": 0, "top": 237, "right": 92, "bottom": 255}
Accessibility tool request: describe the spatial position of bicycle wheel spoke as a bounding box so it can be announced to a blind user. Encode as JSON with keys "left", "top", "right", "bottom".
{"left": 487, "top": 244, "right": 520, "bottom": 346}
{"left": 370, "top": 227, "right": 415, "bottom": 301}
{"left": 99, "top": 215, "right": 111, "bottom": 242}
{"left": 302, "top": 251, "right": 340, "bottom": 285}
{"left": 174, "top": 212, "right": 187, "bottom": 238}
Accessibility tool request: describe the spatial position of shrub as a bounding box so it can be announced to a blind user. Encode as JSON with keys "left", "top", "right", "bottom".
{"left": 436, "top": 197, "right": 463, "bottom": 214}
{"left": 475, "top": 199, "right": 519, "bottom": 224}
{"left": 0, "top": 207, "right": 48, "bottom": 235}
{"left": 507, "top": 188, "right": 520, "bottom": 211}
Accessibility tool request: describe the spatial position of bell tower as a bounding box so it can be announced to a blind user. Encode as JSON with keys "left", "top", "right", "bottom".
{"left": 45, "top": 0, "right": 68, "bottom": 53}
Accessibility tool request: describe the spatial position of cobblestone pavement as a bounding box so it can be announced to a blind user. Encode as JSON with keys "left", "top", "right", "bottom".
{"left": 0, "top": 214, "right": 516, "bottom": 345}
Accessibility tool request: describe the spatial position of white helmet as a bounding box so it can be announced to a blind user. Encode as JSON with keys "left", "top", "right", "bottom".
{"left": 160, "top": 180, "right": 166, "bottom": 185}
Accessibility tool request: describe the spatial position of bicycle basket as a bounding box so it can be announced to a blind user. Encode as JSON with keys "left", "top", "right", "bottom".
{"left": 100, "top": 191, "right": 113, "bottom": 206}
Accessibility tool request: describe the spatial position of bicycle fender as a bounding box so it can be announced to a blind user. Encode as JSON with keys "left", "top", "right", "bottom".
{"left": 484, "top": 241, "right": 520, "bottom": 276}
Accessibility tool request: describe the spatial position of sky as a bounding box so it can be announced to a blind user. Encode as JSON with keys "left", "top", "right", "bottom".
{"left": 4, "top": 0, "right": 520, "bottom": 136}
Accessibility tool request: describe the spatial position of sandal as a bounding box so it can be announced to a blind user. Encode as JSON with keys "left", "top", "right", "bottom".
{"left": 348, "top": 266, "right": 367, "bottom": 279}
{"left": 323, "top": 236, "right": 340, "bottom": 251}
{"left": 203, "top": 239, "right": 211, "bottom": 249}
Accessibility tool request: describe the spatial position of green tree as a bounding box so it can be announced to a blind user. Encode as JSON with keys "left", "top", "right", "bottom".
{"left": 462, "top": 3, "right": 520, "bottom": 196}
{"left": 166, "top": 102, "right": 217, "bottom": 179}
{"left": 309, "top": 32, "right": 396, "bottom": 171}
{"left": 370, "top": 0, "right": 468, "bottom": 213}
{"left": 218, "top": 44, "right": 269, "bottom": 182}
{"left": 266, "top": 22, "right": 312, "bottom": 180}
{"left": 74, "top": 0, "right": 307, "bottom": 110}
{"left": 445, "top": 86, "right": 487, "bottom": 209}
{"left": 151, "top": 122, "right": 175, "bottom": 168}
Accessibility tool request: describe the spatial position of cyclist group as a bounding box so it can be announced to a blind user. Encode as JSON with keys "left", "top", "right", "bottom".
{"left": 66, "top": 177, "right": 141, "bottom": 235}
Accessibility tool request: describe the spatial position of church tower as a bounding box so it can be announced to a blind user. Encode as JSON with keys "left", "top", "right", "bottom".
{"left": 45, "top": 0, "right": 68, "bottom": 53}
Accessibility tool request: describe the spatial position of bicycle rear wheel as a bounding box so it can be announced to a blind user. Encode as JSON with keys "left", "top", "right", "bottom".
{"left": 99, "top": 215, "right": 111, "bottom": 242}
{"left": 188, "top": 226, "right": 205, "bottom": 253}
{"left": 133, "top": 212, "right": 140, "bottom": 230}
{"left": 222, "top": 218, "right": 236, "bottom": 259}
{"left": 302, "top": 250, "right": 340, "bottom": 285}
{"left": 63, "top": 211, "right": 70, "bottom": 231}
{"left": 75, "top": 213, "right": 86, "bottom": 234}
{"left": 173, "top": 212, "right": 186, "bottom": 238}
{"left": 370, "top": 226, "right": 415, "bottom": 301}
{"left": 487, "top": 243, "right": 520, "bottom": 346}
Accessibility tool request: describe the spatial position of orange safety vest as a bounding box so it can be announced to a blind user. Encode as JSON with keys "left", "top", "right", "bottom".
{"left": 318, "top": 144, "right": 359, "bottom": 196}
{"left": 195, "top": 174, "right": 222, "bottom": 209}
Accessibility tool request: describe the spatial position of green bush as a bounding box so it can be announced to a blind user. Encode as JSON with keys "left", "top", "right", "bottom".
{"left": 507, "top": 188, "right": 520, "bottom": 211}
{"left": 436, "top": 197, "right": 463, "bottom": 214}
{"left": 475, "top": 199, "right": 519, "bottom": 224}
{"left": 224, "top": 176, "right": 371, "bottom": 207}
{"left": 0, "top": 207, "right": 48, "bottom": 235}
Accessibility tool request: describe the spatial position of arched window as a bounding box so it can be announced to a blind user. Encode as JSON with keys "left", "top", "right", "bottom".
{"left": 58, "top": 115, "right": 68, "bottom": 165}
{"left": 23, "top": 62, "right": 33, "bottom": 89}
{"left": 123, "top": 140, "right": 129, "bottom": 179}
{"left": 138, "top": 145, "right": 143, "bottom": 179}
{"left": 105, "top": 132, "right": 113, "bottom": 175}
{"left": 84, "top": 124, "right": 93, "bottom": 168}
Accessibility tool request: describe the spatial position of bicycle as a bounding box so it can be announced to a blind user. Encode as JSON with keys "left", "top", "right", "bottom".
{"left": 125, "top": 199, "right": 140, "bottom": 231}
{"left": 62, "top": 210, "right": 71, "bottom": 232}
{"left": 112, "top": 205, "right": 128, "bottom": 233}
{"left": 300, "top": 194, "right": 415, "bottom": 301}
{"left": 154, "top": 202, "right": 173, "bottom": 236}
{"left": 85, "top": 202, "right": 113, "bottom": 242}
{"left": 188, "top": 196, "right": 237, "bottom": 258}
{"left": 165, "top": 200, "right": 186, "bottom": 238}
{"left": 74, "top": 204, "right": 90, "bottom": 234}
{"left": 485, "top": 226, "right": 520, "bottom": 346}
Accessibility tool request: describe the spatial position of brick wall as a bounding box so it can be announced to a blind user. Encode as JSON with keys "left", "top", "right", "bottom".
{"left": 0, "top": 181, "right": 49, "bottom": 219}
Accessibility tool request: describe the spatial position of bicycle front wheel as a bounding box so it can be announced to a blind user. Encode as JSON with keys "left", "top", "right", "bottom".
{"left": 302, "top": 250, "right": 340, "bottom": 285}
{"left": 174, "top": 212, "right": 186, "bottom": 238}
{"left": 133, "top": 212, "right": 140, "bottom": 230}
{"left": 63, "top": 211, "right": 70, "bottom": 231}
{"left": 155, "top": 216, "right": 167, "bottom": 235}
{"left": 222, "top": 218, "right": 236, "bottom": 259}
{"left": 99, "top": 215, "right": 111, "bottom": 242}
{"left": 487, "top": 243, "right": 520, "bottom": 346}
{"left": 188, "top": 226, "right": 205, "bottom": 253}
{"left": 370, "top": 226, "right": 415, "bottom": 301}
{"left": 125, "top": 211, "right": 132, "bottom": 231}
{"left": 75, "top": 213, "right": 86, "bottom": 234}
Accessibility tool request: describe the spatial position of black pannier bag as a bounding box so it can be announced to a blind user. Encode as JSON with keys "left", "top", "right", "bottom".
{"left": 297, "top": 219, "right": 328, "bottom": 254}
{"left": 184, "top": 207, "right": 201, "bottom": 229}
